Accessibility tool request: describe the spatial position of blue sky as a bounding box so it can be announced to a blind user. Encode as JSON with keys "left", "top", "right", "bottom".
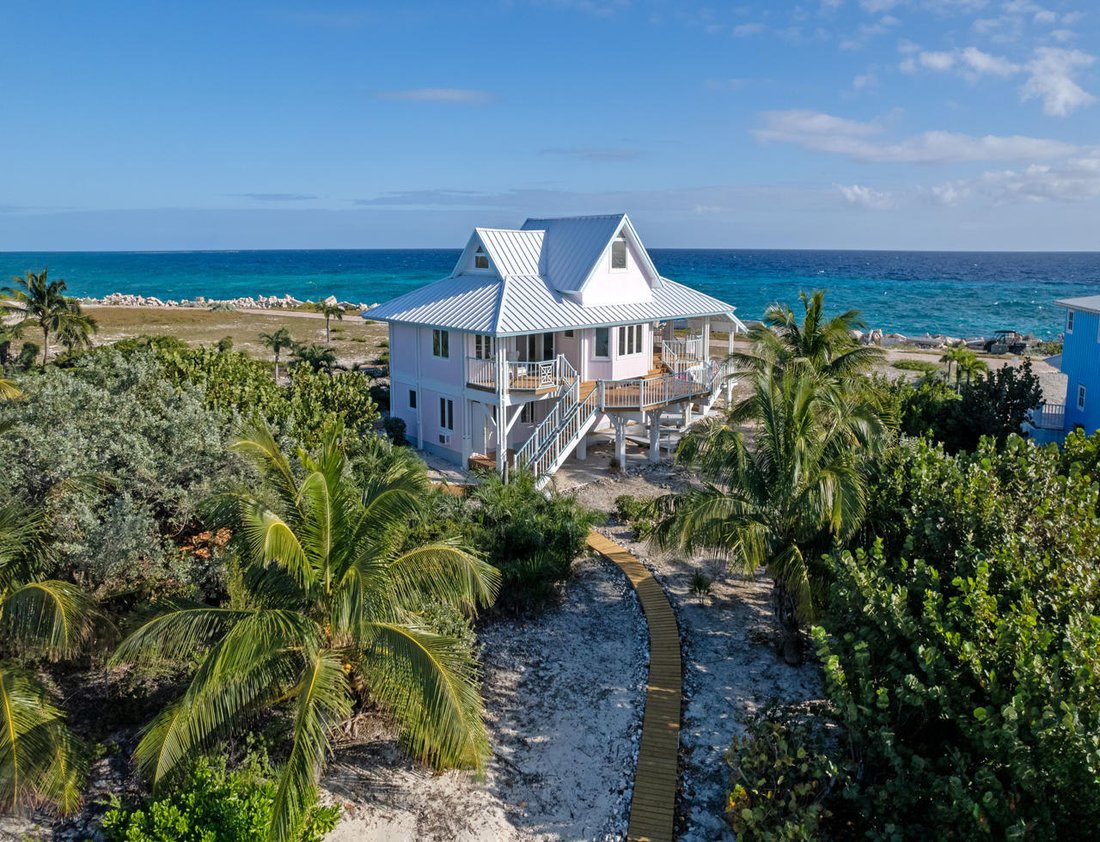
{"left": 2, "top": 0, "right": 1098, "bottom": 250}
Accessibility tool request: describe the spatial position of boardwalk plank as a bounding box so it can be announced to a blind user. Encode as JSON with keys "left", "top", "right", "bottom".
{"left": 586, "top": 529, "right": 682, "bottom": 842}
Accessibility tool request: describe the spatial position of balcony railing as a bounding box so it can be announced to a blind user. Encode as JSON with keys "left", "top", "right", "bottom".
{"left": 1030, "top": 401, "right": 1066, "bottom": 431}
{"left": 466, "top": 354, "right": 576, "bottom": 392}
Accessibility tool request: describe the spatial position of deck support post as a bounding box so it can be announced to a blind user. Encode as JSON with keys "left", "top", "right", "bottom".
{"left": 648, "top": 409, "right": 662, "bottom": 464}
{"left": 613, "top": 416, "right": 627, "bottom": 471}
{"left": 682, "top": 401, "right": 693, "bottom": 428}
{"left": 575, "top": 431, "right": 588, "bottom": 461}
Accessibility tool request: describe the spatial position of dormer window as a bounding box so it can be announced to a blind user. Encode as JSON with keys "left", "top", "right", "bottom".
{"left": 474, "top": 245, "right": 489, "bottom": 270}
{"left": 610, "top": 232, "right": 627, "bottom": 270}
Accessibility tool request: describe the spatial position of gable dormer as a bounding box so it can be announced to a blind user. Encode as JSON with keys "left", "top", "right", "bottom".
{"left": 452, "top": 232, "right": 499, "bottom": 278}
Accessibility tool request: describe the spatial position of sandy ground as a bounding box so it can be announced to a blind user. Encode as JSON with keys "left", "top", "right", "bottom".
{"left": 79, "top": 305, "right": 389, "bottom": 369}
{"left": 566, "top": 469, "right": 823, "bottom": 841}
{"left": 322, "top": 555, "right": 647, "bottom": 842}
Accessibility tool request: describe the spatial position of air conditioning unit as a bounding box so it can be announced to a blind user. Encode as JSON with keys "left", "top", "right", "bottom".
{"left": 438, "top": 433, "right": 452, "bottom": 446}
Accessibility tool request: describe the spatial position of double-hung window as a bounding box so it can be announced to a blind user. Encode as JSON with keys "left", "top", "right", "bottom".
{"left": 439, "top": 398, "right": 454, "bottom": 431}
{"left": 1078, "top": 384, "right": 1087, "bottom": 411}
{"left": 617, "top": 324, "right": 643, "bottom": 356}
{"left": 432, "top": 329, "right": 449, "bottom": 358}
{"left": 1067, "top": 310, "right": 1075, "bottom": 334}
{"left": 409, "top": 389, "right": 417, "bottom": 409}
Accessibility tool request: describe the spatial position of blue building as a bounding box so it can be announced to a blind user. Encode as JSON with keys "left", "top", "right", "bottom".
{"left": 1058, "top": 295, "right": 1100, "bottom": 436}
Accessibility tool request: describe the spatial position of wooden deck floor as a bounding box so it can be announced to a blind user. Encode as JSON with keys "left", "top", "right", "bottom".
{"left": 586, "top": 530, "right": 682, "bottom": 842}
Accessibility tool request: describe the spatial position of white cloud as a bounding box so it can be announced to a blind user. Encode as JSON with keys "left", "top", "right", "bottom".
{"left": 901, "top": 45, "right": 1019, "bottom": 77}
{"left": 375, "top": 88, "right": 494, "bottom": 104}
{"left": 838, "top": 184, "right": 897, "bottom": 208}
{"left": 959, "top": 46, "right": 1019, "bottom": 76}
{"left": 1021, "top": 47, "right": 1096, "bottom": 116}
{"left": 932, "top": 155, "right": 1100, "bottom": 203}
{"left": 754, "top": 109, "right": 1079, "bottom": 163}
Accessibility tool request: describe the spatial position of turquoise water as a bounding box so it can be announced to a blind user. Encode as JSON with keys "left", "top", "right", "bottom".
{"left": 2, "top": 249, "right": 1098, "bottom": 339}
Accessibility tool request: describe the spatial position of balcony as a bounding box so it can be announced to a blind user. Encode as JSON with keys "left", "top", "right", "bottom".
{"left": 466, "top": 354, "right": 576, "bottom": 393}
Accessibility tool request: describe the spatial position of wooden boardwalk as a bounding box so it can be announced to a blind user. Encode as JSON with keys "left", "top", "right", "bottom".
{"left": 586, "top": 530, "right": 682, "bottom": 842}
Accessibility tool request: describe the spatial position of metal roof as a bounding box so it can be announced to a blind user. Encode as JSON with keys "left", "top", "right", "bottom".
{"left": 362, "top": 214, "right": 742, "bottom": 335}
{"left": 520, "top": 214, "right": 625, "bottom": 293}
{"left": 1058, "top": 295, "right": 1100, "bottom": 315}
{"left": 475, "top": 228, "right": 543, "bottom": 277}
{"left": 364, "top": 272, "right": 740, "bottom": 336}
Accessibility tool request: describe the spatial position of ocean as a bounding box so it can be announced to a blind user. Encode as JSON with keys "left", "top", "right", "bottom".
{"left": 2, "top": 249, "right": 1098, "bottom": 340}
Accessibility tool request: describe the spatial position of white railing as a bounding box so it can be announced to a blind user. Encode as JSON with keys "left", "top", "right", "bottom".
{"left": 660, "top": 335, "right": 706, "bottom": 374}
{"left": 466, "top": 354, "right": 577, "bottom": 391}
{"left": 522, "top": 387, "right": 601, "bottom": 483}
{"left": 600, "top": 358, "right": 728, "bottom": 410}
{"left": 514, "top": 375, "right": 580, "bottom": 471}
{"left": 1031, "top": 401, "right": 1066, "bottom": 431}
{"left": 466, "top": 356, "right": 496, "bottom": 389}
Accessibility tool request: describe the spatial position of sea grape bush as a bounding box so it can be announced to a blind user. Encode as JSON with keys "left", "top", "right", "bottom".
{"left": 724, "top": 704, "right": 841, "bottom": 842}
{"left": 727, "top": 433, "right": 1100, "bottom": 838}
{"left": 890, "top": 360, "right": 1042, "bottom": 452}
{"left": 125, "top": 336, "right": 379, "bottom": 445}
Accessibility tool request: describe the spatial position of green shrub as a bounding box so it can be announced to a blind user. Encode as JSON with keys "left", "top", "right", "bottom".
{"left": 100, "top": 748, "right": 339, "bottom": 842}
{"left": 890, "top": 359, "right": 940, "bottom": 374}
{"left": 466, "top": 472, "right": 598, "bottom": 613}
{"left": 889, "top": 360, "right": 1042, "bottom": 452}
{"left": 0, "top": 348, "right": 241, "bottom": 600}
{"left": 614, "top": 494, "right": 656, "bottom": 537}
{"left": 815, "top": 434, "right": 1100, "bottom": 838}
{"left": 725, "top": 704, "right": 844, "bottom": 841}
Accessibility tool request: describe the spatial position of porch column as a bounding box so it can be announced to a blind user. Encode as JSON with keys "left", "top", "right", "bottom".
{"left": 575, "top": 432, "right": 588, "bottom": 461}
{"left": 495, "top": 340, "right": 507, "bottom": 477}
{"left": 414, "top": 326, "right": 424, "bottom": 451}
{"left": 682, "top": 401, "right": 693, "bottom": 428}
{"left": 703, "top": 317, "right": 712, "bottom": 361}
{"left": 613, "top": 415, "right": 627, "bottom": 471}
{"left": 648, "top": 409, "right": 662, "bottom": 464}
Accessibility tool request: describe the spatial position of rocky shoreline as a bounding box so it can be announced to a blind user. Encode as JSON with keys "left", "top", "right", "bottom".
{"left": 79, "top": 291, "right": 376, "bottom": 311}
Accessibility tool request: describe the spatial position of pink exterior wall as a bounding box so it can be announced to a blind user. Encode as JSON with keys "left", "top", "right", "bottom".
{"left": 581, "top": 323, "right": 651, "bottom": 381}
{"left": 389, "top": 324, "right": 419, "bottom": 381}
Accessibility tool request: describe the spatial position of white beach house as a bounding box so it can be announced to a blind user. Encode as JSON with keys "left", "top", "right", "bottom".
{"left": 364, "top": 214, "right": 743, "bottom": 485}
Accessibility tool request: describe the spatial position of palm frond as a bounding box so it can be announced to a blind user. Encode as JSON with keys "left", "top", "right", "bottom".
{"left": 0, "top": 666, "right": 85, "bottom": 816}
{"left": 0, "top": 581, "right": 98, "bottom": 661}
{"left": 378, "top": 542, "right": 500, "bottom": 613}
{"left": 269, "top": 649, "right": 351, "bottom": 842}
{"left": 361, "top": 622, "right": 490, "bottom": 772}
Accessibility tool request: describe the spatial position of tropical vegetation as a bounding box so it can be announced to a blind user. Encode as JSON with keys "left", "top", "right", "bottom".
{"left": 111, "top": 423, "right": 499, "bottom": 841}
{"left": 1, "top": 269, "right": 97, "bottom": 365}
{"left": 0, "top": 500, "right": 97, "bottom": 816}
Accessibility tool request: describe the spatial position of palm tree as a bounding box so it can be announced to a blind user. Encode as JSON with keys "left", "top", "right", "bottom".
{"left": 0, "top": 501, "right": 97, "bottom": 815}
{"left": 0, "top": 378, "right": 20, "bottom": 400}
{"left": 293, "top": 342, "right": 337, "bottom": 373}
{"left": 652, "top": 367, "right": 886, "bottom": 663}
{"left": 111, "top": 423, "right": 499, "bottom": 841}
{"left": 259, "top": 327, "right": 295, "bottom": 383}
{"left": 1, "top": 270, "right": 97, "bottom": 366}
{"left": 734, "top": 289, "right": 883, "bottom": 383}
{"left": 318, "top": 300, "right": 343, "bottom": 344}
{"left": 940, "top": 345, "right": 987, "bottom": 389}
